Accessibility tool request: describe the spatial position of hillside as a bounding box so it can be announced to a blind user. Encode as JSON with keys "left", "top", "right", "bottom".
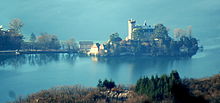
{"left": 183, "top": 74, "right": 220, "bottom": 103}
{"left": 12, "top": 73, "right": 220, "bottom": 103}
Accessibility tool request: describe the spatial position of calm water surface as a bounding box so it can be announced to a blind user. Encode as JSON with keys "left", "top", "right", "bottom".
{"left": 0, "top": 45, "right": 220, "bottom": 102}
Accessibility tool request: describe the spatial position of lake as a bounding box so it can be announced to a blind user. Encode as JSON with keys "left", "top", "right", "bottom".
{"left": 1, "top": 0, "right": 220, "bottom": 102}
{"left": 0, "top": 45, "right": 220, "bottom": 102}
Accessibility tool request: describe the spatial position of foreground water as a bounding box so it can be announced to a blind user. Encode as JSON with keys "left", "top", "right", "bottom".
{"left": 0, "top": 45, "right": 220, "bottom": 102}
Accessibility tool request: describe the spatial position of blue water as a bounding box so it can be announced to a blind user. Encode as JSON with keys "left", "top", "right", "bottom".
{"left": 0, "top": 44, "right": 220, "bottom": 102}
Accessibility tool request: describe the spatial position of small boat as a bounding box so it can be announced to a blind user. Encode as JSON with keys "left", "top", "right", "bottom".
{"left": 15, "top": 51, "right": 20, "bottom": 55}
{"left": 15, "top": 50, "right": 21, "bottom": 55}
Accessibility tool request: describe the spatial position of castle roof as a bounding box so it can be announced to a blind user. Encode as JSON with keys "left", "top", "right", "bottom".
{"left": 79, "top": 41, "right": 93, "bottom": 45}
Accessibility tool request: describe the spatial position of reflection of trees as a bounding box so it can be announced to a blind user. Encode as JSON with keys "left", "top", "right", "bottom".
{"left": 0, "top": 53, "right": 77, "bottom": 68}
{"left": 95, "top": 56, "right": 191, "bottom": 81}
{"left": 60, "top": 54, "right": 77, "bottom": 65}
{"left": 28, "top": 54, "right": 59, "bottom": 66}
{"left": 96, "top": 56, "right": 191, "bottom": 70}
{"left": 0, "top": 55, "right": 26, "bottom": 68}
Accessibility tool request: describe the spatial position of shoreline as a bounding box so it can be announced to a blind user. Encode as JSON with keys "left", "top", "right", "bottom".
{"left": 0, "top": 50, "right": 194, "bottom": 58}
{"left": 0, "top": 50, "right": 77, "bottom": 55}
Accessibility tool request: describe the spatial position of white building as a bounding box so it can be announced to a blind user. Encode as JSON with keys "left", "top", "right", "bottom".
{"left": 88, "top": 44, "right": 99, "bottom": 55}
{"left": 127, "top": 19, "right": 136, "bottom": 40}
{"left": 79, "top": 41, "right": 93, "bottom": 51}
{"left": 126, "top": 19, "right": 154, "bottom": 40}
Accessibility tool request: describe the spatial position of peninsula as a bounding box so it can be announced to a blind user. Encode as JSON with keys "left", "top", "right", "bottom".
{"left": 0, "top": 18, "right": 200, "bottom": 57}
{"left": 84, "top": 19, "right": 199, "bottom": 57}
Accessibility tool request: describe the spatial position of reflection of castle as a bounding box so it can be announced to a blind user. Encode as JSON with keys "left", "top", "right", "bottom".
{"left": 126, "top": 19, "right": 154, "bottom": 40}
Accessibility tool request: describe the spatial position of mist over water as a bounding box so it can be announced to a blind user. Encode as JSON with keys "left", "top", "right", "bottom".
{"left": 0, "top": 0, "right": 220, "bottom": 102}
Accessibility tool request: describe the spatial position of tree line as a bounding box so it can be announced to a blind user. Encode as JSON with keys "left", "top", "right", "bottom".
{"left": 0, "top": 19, "right": 23, "bottom": 50}
{"left": 135, "top": 70, "right": 181, "bottom": 100}
{"left": 0, "top": 18, "right": 78, "bottom": 51}
{"left": 135, "top": 71, "right": 208, "bottom": 103}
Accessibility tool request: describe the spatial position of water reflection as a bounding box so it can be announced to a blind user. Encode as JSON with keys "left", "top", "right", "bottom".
{"left": 90, "top": 56, "right": 192, "bottom": 81}
{"left": 8, "top": 90, "right": 16, "bottom": 99}
{"left": 0, "top": 54, "right": 192, "bottom": 75}
{"left": 0, "top": 53, "right": 77, "bottom": 69}
{"left": 0, "top": 55, "right": 26, "bottom": 68}
{"left": 1, "top": 53, "right": 218, "bottom": 103}
{"left": 92, "top": 56, "right": 191, "bottom": 70}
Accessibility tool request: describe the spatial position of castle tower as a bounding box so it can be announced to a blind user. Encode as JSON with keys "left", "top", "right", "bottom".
{"left": 127, "top": 19, "right": 136, "bottom": 40}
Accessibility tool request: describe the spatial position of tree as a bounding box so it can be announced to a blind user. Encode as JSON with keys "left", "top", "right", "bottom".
{"left": 174, "top": 28, "right": 184, "bottom": 39}
{"left": 97, "top": 79, "right": 104, "bottom": 88}
{"left": 174, "top": 26, "right": 192, "bottom": 39}
{"left": 109, "top": 33, "right": 122, "bottom": 42}
{"left": 96, "top": 43, "right": 100, "bottom": 50}
{"left": 65, "top": 38, "right": 78, "bottom": 51}
{"left": 0, "top": 25, "right": 23, "bottom": 50}
{"left": 170, "top": 70, "right": 180, "bottom": 81}
{"left": 60, "top": 41, "right": 65, "bottom": 50}
{"left": 151, "top": 24, "right": 169, "bottom": 39}
{"left": 30, "top": 33, "right": 36, "bottom": 42}
{"left": 97, "top": 79, "right": 116, "bottom": 89}
{"left": 186, "top": 26, "right": 192, "bottom": 36}
{"left": 9, "top": 18, "right": 24, "bottom": 34}
{"left": 103, "top": 79, "right": 116, "bottom": 89}
{"left": 36, "top": 33, "right": 61, "bottom": 50}
{"left": 135, "top": 70, "right": 182, "bottom": 100}
{"left": 132, "top": 28, "right": 150, "bottom": 41}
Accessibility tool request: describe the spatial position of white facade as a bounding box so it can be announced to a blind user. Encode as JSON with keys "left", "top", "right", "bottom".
{"left": 127, "top": 19, "right": 136, "bottom": 40}
{"left": 88, "top": 44, "right": 99, "bottom": 55}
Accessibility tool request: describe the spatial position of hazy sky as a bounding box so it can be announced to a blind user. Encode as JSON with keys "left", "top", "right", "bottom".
{"left": 0, "top": 0, "right": 220, "bottom": 41}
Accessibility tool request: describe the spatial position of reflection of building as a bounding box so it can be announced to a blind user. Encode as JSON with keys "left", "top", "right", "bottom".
{"left": 79, "top": 41, "right": 93, "bottom": 51}
{"left": 126, "top": 19, "right": 154, "bottom": 40}
{"left": 91, "top": 56, "right": 98, "bottom": 62}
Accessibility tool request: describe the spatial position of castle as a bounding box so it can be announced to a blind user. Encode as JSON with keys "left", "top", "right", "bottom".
{"left": 126, "top": 19, "right": 154, "bottom": 40}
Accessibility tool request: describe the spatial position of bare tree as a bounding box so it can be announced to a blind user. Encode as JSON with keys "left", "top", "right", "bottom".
{"left": 174, "top": 26, "right": 192, "bottom": 39}
{"left": 186, "top": 25, "right": 192, "bottom": 36}
{"left": 36, "top": 33, "right": 61, "bottom": 50}
{"left": 9, "top": 18, "right": 24, "bottom": 33}
{"left": 174, "top": 28, "right": 183, "bottom": 39}
{"left": 65, "top": 38, "right": 78, "bottom": 51}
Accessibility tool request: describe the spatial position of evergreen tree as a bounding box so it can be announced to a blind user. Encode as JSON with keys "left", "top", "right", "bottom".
{"left": 109, "top": 33, "right": 122, "bottom": 42}
{"left": 30, "top": 33, "right": 36, "bottom": 42}
{"left": 97, "top": 79, "right": 116, "bottom": 89}
{"left": 135, "top": 70, "right": 181, "bottom": 100}
{"left": 152, "top": 24, "right": 169, "bottom": 39}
